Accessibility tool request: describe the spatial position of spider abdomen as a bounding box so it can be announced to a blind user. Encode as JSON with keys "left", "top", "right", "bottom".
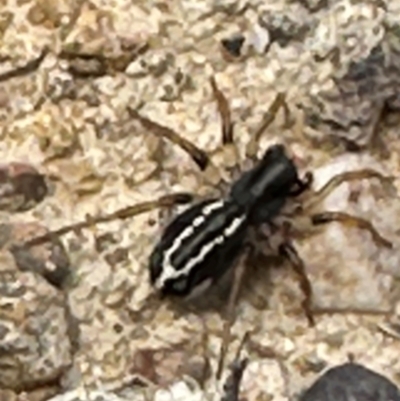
{"left": 149, "top": 198, "right": 248, "bottom": 297}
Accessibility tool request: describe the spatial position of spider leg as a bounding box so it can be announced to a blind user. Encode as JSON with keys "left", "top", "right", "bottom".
{"left": 129, "top": 78, "right": 236, "bottom": 191}
{"left": 220, "top": 331, "right": 250, "bottom": 401}
{"left": 197, "top": 321, "right": 212, "bottom": 389}
{"left": 208, "top": 76, "right": 242, "bottom": 190}
{"left": 311, "top": 211, "right": 393, "bottom": 249}
{"left": 210, "top": 76, "right": 234, "bottom": 145}
{"left": 311, "top": 305, "right": 391, "bottom": 317}
{"left": 245, "top": 93, "right": 287, "bottom": 161}
{"left": 23, "top": 192, "right": 194, "bottom": 247}
{"left": 217, "top": 247, "right": 250, "bottom": 380}
{"left": 127, "top": 107, "right": 210, "bottom": 171}
{"left": 303, "top": 169, "right": 394, "bottom": 212}
{"left": 279, "top": 241, "right": 315, "bottom": 326}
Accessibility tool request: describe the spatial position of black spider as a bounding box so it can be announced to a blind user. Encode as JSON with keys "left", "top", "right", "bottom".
{"left": 23, "top": 76, "right": 393, "bottom": 375}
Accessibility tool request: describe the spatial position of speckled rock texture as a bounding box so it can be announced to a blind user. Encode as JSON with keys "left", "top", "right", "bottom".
{"left": 1, "top": 0, "right": 400, "bottom": 401}
{"left": 299, "top": 1, "right": 400, "bottom": 152}
{"left": 0, "top": 250, "right": 72, "bottom": 394}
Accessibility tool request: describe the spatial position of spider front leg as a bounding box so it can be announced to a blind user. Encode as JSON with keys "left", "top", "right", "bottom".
{"left": 23, "top": 193, "right": 194, "bottom": 247}
{"left": 311, "top": 211, "right": 392, "bottom": 249}
{"left": 300, "top": 168, "right": 394, "bottom": 249}
{"left": 279, "top": 241, "right": 315, "bottom": 326}
{"left": 303, "top": 169, "right": 395, "bottom": 212}
{"left": 210, "top": 77, "right": 289, "bottom": 193}
{"left": 245, "top": 92, "right": 287, "bottom": 162}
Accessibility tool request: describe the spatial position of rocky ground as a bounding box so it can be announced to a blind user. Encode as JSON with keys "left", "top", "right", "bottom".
{"left": 1, "top": 0, "right": 400, "bottom": 400}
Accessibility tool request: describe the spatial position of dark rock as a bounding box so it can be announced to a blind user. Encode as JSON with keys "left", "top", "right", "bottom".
{"left": 299, "top": 362, "right": 400, "bottom": 401}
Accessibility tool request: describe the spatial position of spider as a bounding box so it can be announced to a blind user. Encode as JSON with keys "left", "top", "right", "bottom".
{"left": 132, "top": 77, "right": 392, "bottom": 321}
{"left": 24, "top": 76, "right": 393, "bottom": 375}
